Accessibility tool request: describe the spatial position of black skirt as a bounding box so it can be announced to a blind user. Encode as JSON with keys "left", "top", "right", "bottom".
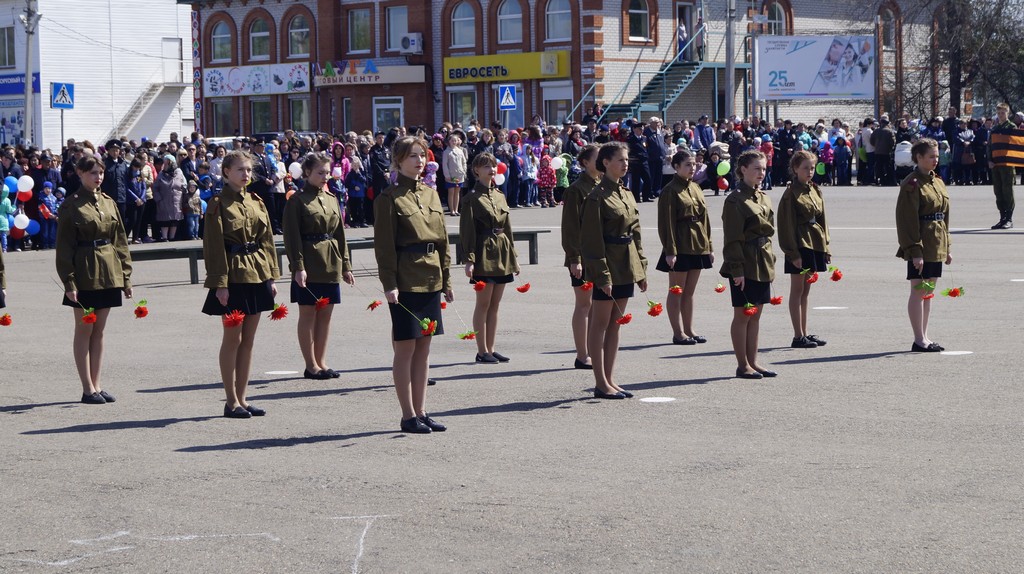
{"left": 728, "top": 278, "right": 772, "bottom": 307}
{"left": 592, "top": 283, "right": 636, "bottom": 301}
{"left": 907, "top": 260, "right": 944, "bottom": 280}
{"left": 290, "top": 280, "right": 342, "bottom": 306}
{"left": 655, "top": 252, "right": 713, "bottom": 272}
{"left": 470, "top": 274, "right": 514, "bottom": 285}
{"left": 389, "top": 290, "right": 445, "bottom": 341}
{"left": 202, "top": 280, "right": 276, "bottom": 316}
{"left": 0, "top": 288, "right": 5, "bottom": 309}
{"left": 784, "top": 248, "right": 828, "bottom": 274}
{"left": 62, "top": 288, "right": 122, "bottom": 310}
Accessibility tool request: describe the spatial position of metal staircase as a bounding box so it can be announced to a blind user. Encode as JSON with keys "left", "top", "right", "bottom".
{"left": 598, "top": 60, "right": 704, "bottom": 126}
{"left": 103, "top": 63, "right": 189, "bottom": 142}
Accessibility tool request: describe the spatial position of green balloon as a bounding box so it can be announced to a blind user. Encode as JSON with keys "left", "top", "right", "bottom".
{"left": 816, "top": 162, "right": 826, "bottom": 175}
{"left": 716, "top": 161, "right": 731, "bottom": 177}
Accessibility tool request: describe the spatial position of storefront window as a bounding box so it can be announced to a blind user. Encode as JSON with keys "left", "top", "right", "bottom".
{"left": 249, "top": 19, "right": 270, "bottom": 60}
{"left": 212, "top": 100, "right": 234, "bottom": 136}
{"left": 497, "top": 0, "right": 523, "bottom": 44}
{"left": 373, "top": 97, "right": 404, "bottom": 133}
{"left": 348, "top": 9, "right": 371, "bottom": 53}
{"left": 211, "top": 22, "right": 232, "bottom": 62}
{"left": 450, "top": 91, "right": 477, "bottom": 128}
{"left": 288, "top": 15, "right": 310, "bottom": 57}
{"left": 544, "top": 99, "right": 571, "bottom": 126}
{"left": 545, "top": 0, "right": 571, "bottom": 42}
{"left": 451, "top": 2, "right": 475, "bottom": 48}
{"left": 290, "top": 98, "right": 310, "bottom": 131}
{"left": 251, "top": 100, "right": 271, "bottom": 133}
{"left": 387, "top": 7, "right": 409, "bottom": 52}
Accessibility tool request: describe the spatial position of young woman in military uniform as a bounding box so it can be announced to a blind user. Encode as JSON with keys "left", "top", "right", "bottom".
{"left": 283, "top": 154, "right": 355, "bottom": 380}
{"left": 656, "top": 148, "right": 714, "bottom": 346}
{"left": 461, "top": 152, "right": 519, "bottom": 364}
{"left": 375, "top": 136, "right": 453, "bottom": 434}
{"left": 55, "top": 155, "right": 134, "bottom": 404}
{"left": 777, "top": 150, "right": 831, "bottom": 349}
{"left": 896, "top": 138, "right": 951, "bottom": 352}
{"left": 561, "top": 144, "right": 601, "bottom": 370}
{"left": 720, "top": 150, "right": 777, "bottom": 379}
{"left": 202, "top": 150, "right": 280, "bottom": 419}
{"left": 580, "top": 142, "right": 648, "bottom": 399}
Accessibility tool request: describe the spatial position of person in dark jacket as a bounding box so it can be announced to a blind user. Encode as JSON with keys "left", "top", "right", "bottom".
{"left": 645, "top": 117, "right": 669, "bottom": 198}
{"left": 101, "top": 140, "right": 131, "bottom": 220}
{"left": 626, "top": 119, "right": 651, "bottom": 202}
{"left": 871, "top": 118, "right": 896, "bottom": 186}
{"left": 368, "top": 131, "right": 393, "bottom": 225}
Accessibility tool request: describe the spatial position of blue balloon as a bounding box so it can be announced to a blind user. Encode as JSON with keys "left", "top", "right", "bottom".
{"left": 4, "top": 176, "right": 18, "bottom": 194}
{"left": 200, "top": 199, "right": 207, "bottom": 214}
{"left": 25, "top": 219, "right": 40, "bottom": 235}
{"left": 199, "top": 188, "right": 212, "bottom": 201}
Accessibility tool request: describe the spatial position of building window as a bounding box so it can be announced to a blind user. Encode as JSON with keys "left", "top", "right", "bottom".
{"left": 342, "top": 98, "right": 352, "bottom": 133}
{"left": 545, "top": 0, "right": 572, "bottom": 42}
{"left": 449, "top": 90, "right": 477, "bottom": 128}
{"left": 251, "top": 99, "right": 271, "bottom": 133}
{"left": 212, "top": 100, "right": 234, "bottom": 136}
{"left": 211, "top": 21, "right": 232, "bottom": 62}
{"left": 348, "top": 9, "right": 371, "bottom": 53}
{"left": 451, "top": 2, "right": 475, "bottom": 48}
{"left": 290, "top": 98, "right": 310, "bottom": 131}
{"left": 880, "top": 8, "right": 896, "bottom": 50}
{"left": 0, "top": 27, "right": 14, "bottom": 68}
{"left": 387, "top": 6, "right": 409, "bottom": 52}
{"left": 628, "top": 0, "right": 650, "bottom": 41}
{"left": 373, "top": 97, "right": 404, "bottom": 133}
{"left": 249, "top": 19, "right": 270, "bottom": 60}
{"left": 497, "top": 0, "right": 523, "bottom": 44}
{"left": 288, "top": 15, "right": 310, "bottom": 57}
{"left": 542, "top": 82, "right": 573, "bottom": 126}
{"left": 765, "top": 1, "right": 788, "bottom": 36}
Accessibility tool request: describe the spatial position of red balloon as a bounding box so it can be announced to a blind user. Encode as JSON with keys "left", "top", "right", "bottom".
{"left": 9, "top": 227, "right": 25, "bottom": 239}
{"left": 496, "top": 162, "right": 507, "bottom": 175}
{"left": 16, "top": 190, "right": 31, "bottom": 202}
{"left": 717, "top": 177, "right": 729, "bottom": 191}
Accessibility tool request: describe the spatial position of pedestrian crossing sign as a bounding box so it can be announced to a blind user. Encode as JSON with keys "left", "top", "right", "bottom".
{"left": 498, "top": 84, "right": 516, "bottom": 111}
{"left": 51, "top": 82, "right": 74, "bottom": 109}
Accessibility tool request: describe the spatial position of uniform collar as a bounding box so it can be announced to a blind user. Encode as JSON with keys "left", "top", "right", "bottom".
{"left": 672, "top": 174, "right": 692, "bottom": 187}
{"left": 737, "top": 181, "right": 760, "bottom": 196}
{"left": 222, "top": 183, "right": 248, "bottom": 199}
{"left": 396, "top": 173, "right": 419, "bottom": 189}
{"left": 791, "top": 179, "right": 812, "bottom": 193}
{"left": 914, "top": 168, "right": 935, "bottom": 182}
{"left": 302, "top": 184, "right": 321, "bottom": 195}
{"left": 78, "top": 187, "right": 102, "bottom": 202}
{"left": 474, "top": 181, "right": 495, "bottom": 194}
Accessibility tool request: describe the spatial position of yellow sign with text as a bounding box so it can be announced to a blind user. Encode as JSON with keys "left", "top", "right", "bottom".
{"left": 444, "top": 51, "right": 570, "bottom": 84}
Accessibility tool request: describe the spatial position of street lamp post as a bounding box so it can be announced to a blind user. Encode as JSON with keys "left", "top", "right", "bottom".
{"left": 725, "top": 0, "right": 735, "bottom": 119}
{"left": 19, "top": 0, "right": 40, "bottom": 146}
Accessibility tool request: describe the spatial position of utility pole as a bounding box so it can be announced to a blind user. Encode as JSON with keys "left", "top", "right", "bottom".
{"left": 725, "top": 0, "right": 735, "bottom": 119}
{"left": 19, "top": 0, "right": 40, "bottom": 146}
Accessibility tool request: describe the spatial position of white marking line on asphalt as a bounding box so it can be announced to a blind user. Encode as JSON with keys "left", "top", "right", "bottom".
{"left": 940, "top": 351, "right": 973, "bottom": 356}
{"left": 1011, "top": 279, "right": 1024, "bottom": 282}
{"left": 813, "top": 306, "right": 849, "bottom": 310}
{"left": 265, "top": 370, "right": 299, "bottom": 375}
{"left": 639, "top": 397, "right": 676, "bottom": 403}
{"left": 329, "top": 516, "right": 392, "bottom": 574}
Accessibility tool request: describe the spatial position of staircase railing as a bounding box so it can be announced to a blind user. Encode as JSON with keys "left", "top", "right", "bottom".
{"left": 565, "top": 82, "right": 597, "bottom": 124}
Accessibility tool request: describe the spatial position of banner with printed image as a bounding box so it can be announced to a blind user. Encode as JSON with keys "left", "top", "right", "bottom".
{"left": 203, "top": 63, "right": 310, "bottom": 98}
{"left": 755, "top": 36, "right": 875, "bottom": 100}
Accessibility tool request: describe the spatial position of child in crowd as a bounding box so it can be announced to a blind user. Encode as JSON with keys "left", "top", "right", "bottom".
{"left": 328, "top": 166, "right": 348, "bottom": 227}
{"left": 554, "top": 153, "right": 572, "bottom": 204}
{"left": 820, "top": 142, "right": 834, "bottom": 186}
{"left": 938, "top": 140, "right": 951, "bottom": 183}
{"left": 759, "top": 136, "right": 774, "bottom": 190}
{"left": 693, "top": 150, "right": 709, "bottom": 188}
{"left": 834, "top": 137, "right": 852, "bottom": 185}
{"left": 423, "top": 161, "right": 439, "bottom": 191}
{"left": 521, "top": 144, "right": 538, "bottom": 207}
{"left": 183, "top": 180, "right": 202, "bottom": 240}
{"left": 0, "top": 190, "right": 13, "bottom": 252}
{"left": 537, "top": 154, "right": 556, "bottom": 208}
{"left": 345, "top": 156, "right": 369, "bottom": 228}
{"left": 54, "top": 187, "right": 65, "bottom": 211}
{"left": 38, "top": 182, "right": 58, "bottom": 249}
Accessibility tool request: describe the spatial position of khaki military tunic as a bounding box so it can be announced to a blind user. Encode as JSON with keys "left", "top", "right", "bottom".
{"left": 282, "top": 184, "right": 351, "bottom": 283}
{"left": 720, "top": 182, "right": 776, "bottom": 282}
{"left": 562, "top": 173, "right": 601, "bottom": 267}
{"left": 777, "top": 180, "right": 830, "bottom": 263}
{"left": 580, "top": 177, "right": 648, "bottom": 288}
{"left": 657, "top": 174, "right": 713, "bottom": 256}
{"left": 55, "top": 189, "right": 133, "bottom": 292}
{"left": 895, "top": 169, "right": 951, "bottom": 262}
{"left": 203, "top": 183, "right": 279, "bottom": 289}
{"left": 374, "top": 174, "right": 452, "bottom": 293}
{"left": 460, "top": 182, "right": 518, "bottom": 276}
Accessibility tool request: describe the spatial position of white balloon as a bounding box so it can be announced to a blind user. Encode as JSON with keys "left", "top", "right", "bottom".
{"left": 288, "top": 162, "right": 303, "bottom": 179}
{"left": 276, "top": 162, "right": 286, "bottom": 176}
{"left": 550, "top": 157, "right": 564, "bottom": 170}
{"left": 494, "top": 173, "right": 506, "bottom": 186}
{"left": 13, "top": 213, "right": 29, "bottom": 229}
{"left": 17, "top": 175, "right": 34, "bottom": 192}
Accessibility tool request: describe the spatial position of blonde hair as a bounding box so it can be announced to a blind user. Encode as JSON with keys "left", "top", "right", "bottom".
{"left": 391, "top": 136, "right": 430, "bottom": 171}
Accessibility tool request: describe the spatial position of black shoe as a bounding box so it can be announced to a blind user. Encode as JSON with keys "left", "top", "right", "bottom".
{"left": 755, "top": 369, "right": 778, "bottom": 378}
{"left": 992, "top": 218, "right": 1009, "bottom": 229}
{"left": 324, "top": 369, "right": 341, "bottom": 379}
{"left": 911, "top": 342, "right": 942, "bottom": 353}
{"left": 594, "top": 389, "right": 626, "bottom": 399}
{"left": 491, "top": 352, "right": 510, "bottom": 362}
{"left": 617, "top": 389, "right": 634, "bottom": 398}
{"left": 929, "top": 342, "right": 945, "bottom": 351}
{"left": 791, "top": 336, "right": 818, "bottom": 349}
{"left": 304, "top": 368, "right": 332, "bottom": 380}
{"left": 81, "top": 392, "right": 106, "bottom": 404}
{"left": 224, "top": 405, "right": 252, "bottom": 418}
{"left": 807, "top": 335, "right": 827, "bottom": 346}
{"left": 427, "top": 378, "right": 437, "bottom": 386}
{"left": 418, "top": 414, "right": 446, "bottom": 432}
{"left": 1005, "top": 220, "right": 1014, "bottom": 229}
{"left": 98, "top": 390, "right": 116, "bottom": 403}
{"left": 400, "top": 417, "right": 432, "bottom": 434}
{"left": 244, "top": 404, "right": 266, "bottom": 416}
{"left": 673, "top": 336, "right": 697, "bottom": 345}
{"left": 736, "top": 368, "right": 763, "bottom": 379}
{"left": 574, "top": 358, "right": 593, "bottom": 370}
{"left": 475, "top": 353, "right": 499, "bottom": 363}
{"left": 692, "top": 335, "right": 707, "bottom": 344}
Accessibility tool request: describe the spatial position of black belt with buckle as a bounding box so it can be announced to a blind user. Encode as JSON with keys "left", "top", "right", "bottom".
{"left": 226, "top": 241, "right": 259, "bottom": 255}
{"left": 78, "top": 239, "right": 110, "bottom": 248}
{"left": 603, "top": 235, "right": 633, "bottom": 245}
{"left": 488, "top": 228, "right": 505, "bottom": 236}
{"left": 683, "top": 216, "right": 702, "bottom": 223}
{"left": 920, "top": 213, "right": 945, "bottom": 221}
{"left": 747, "top": 236, "right": 770, "bottom": 247}
{"left": 398, "top": 242, "right": 436, "bottom": 254}
{"left": 302, "top": 233, "right": 332, "bottom": 242}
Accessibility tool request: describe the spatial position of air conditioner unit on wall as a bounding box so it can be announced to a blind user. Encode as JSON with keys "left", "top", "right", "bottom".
{"left": 400, "top": 33, "right": 423, "bottom": 55}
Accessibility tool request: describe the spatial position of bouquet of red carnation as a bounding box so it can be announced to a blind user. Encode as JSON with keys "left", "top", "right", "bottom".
{"left": 714, "top": 283, "right": 726, "bottom": 293}
{"left": 800, "top": 268, "right": 820, "bottom": 284}
{"left": 616, "top": 313, "right": 632, "bottom": 325}
{"left": 458, "top": 330, "right": 477, "bottom": 340}
{"left": 269, "top": 303, "right": 288, "bottom": 320}
{"left": 134, "top": 299, "right": 149, "bottom": 319}
{"left": 316, "top": 297, "right": 330, "bottom": 310}
{"left": 943, "top": 286, "right": 964, "bottom": 298}
{"left": 743, "top": 303, "right": 758, "bottom": 316}
{"left": 82, "top": 307, "right": 98, "bottom": 324}
{"left": 441, "top": 301, "right": 447, "bottom": 309}
{"left": 0, "top": 313, "right": 11, "bottom": 326}
{"left": 516, "top": 282, "right": 531, "bottom": 293}
{"left": 669, "top": 285, "right": 683, "bottom": 295}
{"left": 367, "top": 300, "right": 382, "bottom": 311}
{"left": 770, "top": 296, "right": 783, "bottom": 305}
{"left": 647, "top": 301, "right": 663, "bottom": 317}
{"left": 473, "top": 281, "right": 486, "bottom": 292}
{"left": 828, "top": 265, "right": 843, "bottom": 282}
{"left": 580, "top": 281, "right": 594, "bottom": 291}
{"left": 223, "top": 310, "right": 245, "bottom": 328}
{"left": 419, "top": 317, "right": 437, "bottom": 336}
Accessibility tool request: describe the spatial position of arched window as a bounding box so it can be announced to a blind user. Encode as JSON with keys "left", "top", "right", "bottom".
{"left": 628, "top": 0, "right": 650, "bottom": 41}
{"left": 545, "top": 0, "right": 571, "bottom": 42}
{"left": 288, "top": 15, "right": 310, "bottom": 57}
{"left": 249, "top": 19, "right": 269, "bottom": 60}
{"left": 211, "top": 21, "right": 232, "bottom": 62}
{"left": 880, "top": 8, "right": 896, "bottom": 50}
{"left": 765, "top": 1, "right": 787, "bottom": 36}
{"left": 497, "top": 0, "right": 523, "bottom": 44}
{"left": 452, "top": 2, "right": 475, "bottom": 47}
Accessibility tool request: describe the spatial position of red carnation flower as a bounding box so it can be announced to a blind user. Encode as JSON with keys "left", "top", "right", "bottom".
{"left": 458, "top": 330, "right": 477, "bottom": 340}
{"left": 82, "top": 307, "right": 98, "bottom": 324}
{"left": 473, "top": 280, "right": 486, "bottom": 292}
{"left": 440, "top": 301, "right": 447, "bottom": 309}
{"left": 134, "top": 306, "right": 148, "bottom": 319}
{"left": 830, "top": 269, "right": 843, "bottom": 282}
{"left": 647, "top": 301, "right": 663, "bottom": 317}
{"left": 0, "top": 313, "right": 11, "bottom": 326}
{"left": 743, "top": 303, "right": 758, "bottom": 316}
{"left": 316, "top": 297, "right": 330, "bottom": 310}
{"left": 805, "top": 272, "right": 819, "bottom": 284}
{"left": 367, "top": 300, "right": 382, "bottom": 311}
{"left": 580, "top": 281, "right": 594, "bottom": 291}
{"left": 269, "top": 304, "right": 288, "bottom": 320}
{"left": 223, "top": 310, "right": 245, "bottom": 328}
{"left": 516, "top": 282, "right": 531, "bottom": 293}
{"left": 616, "top": 313, "right": 632, "bottom": 325}
{"left": 669, "top": 285, "right": 683, "bottom": 295}
{"left": 421, "top": 319, "right": 437, "bottom": 336}
{"left": 770, "top": 296, "right": 783, "bottom": 305}
{"left": 714, "top": 283, "right": 726, "bottom": 293}
{"left": 921, "top": 293, "right": 935, "bottom": 300}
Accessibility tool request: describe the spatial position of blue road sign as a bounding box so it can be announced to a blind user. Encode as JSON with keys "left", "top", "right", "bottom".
{"left": 498, "top": 84, "right": 516, "bottom": 111}
{"left": 51, "top": 82, "right": 74, "bottom": 109}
